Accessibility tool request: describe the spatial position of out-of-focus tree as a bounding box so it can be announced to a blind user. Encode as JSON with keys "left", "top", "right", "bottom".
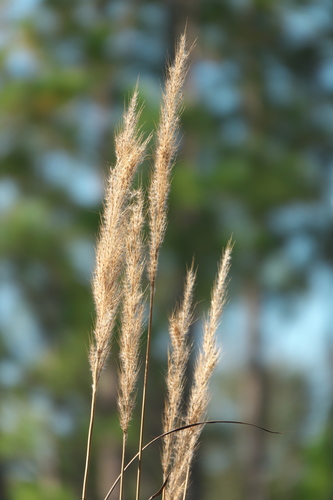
{"left": 1, "top": 0, "right": 333, "bottom": 499}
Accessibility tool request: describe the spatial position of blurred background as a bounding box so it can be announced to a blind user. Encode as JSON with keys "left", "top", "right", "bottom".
{"left": 1, "top": 0, "right": 333, "bottom": 499}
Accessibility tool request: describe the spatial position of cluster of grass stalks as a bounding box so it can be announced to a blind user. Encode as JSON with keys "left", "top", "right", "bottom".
{"left": 81, "top": 32, "right": 233, "bottom": 500}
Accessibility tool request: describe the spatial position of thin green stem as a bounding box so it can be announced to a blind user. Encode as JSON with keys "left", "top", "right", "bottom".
{"left": 135, "top": 278, "right": 156, "bottom": 500}
{"left": 81, "top": 384, "right": 97, "bottom": 500}
{"left": 119, "top": 431, "right": 127, "bottom": 500}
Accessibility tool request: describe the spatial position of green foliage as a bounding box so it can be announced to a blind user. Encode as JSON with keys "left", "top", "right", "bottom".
{"left": 1, "top": 0, "right": 332, "bottom": 498}
{"left": 11, "top": 482, "right": 74, "bottom": 500}
{"left": 292, "top": 427, "right": 333, "bottom": 500}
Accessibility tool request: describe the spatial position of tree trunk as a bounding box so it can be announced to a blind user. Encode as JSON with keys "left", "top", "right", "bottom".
{"left": 242, "top": 279, "right": 269, "bottom": 500}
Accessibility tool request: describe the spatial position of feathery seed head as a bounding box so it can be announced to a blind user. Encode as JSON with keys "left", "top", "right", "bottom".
{"left": 148, "top": 33, "right": 190, "bottom": 283}
{"left": 118, "top": 188, "right": 146, "bottom": 433}
{"left": 164, "top": 241, "right": 232, "bottom": 500}
{"left": 90, "top": 91, "right": 149, "bottom": 385}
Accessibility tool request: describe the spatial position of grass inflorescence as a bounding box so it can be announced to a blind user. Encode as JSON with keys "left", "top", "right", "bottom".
{"left": 81, "top": 31, "right": 234, "bottom": 500}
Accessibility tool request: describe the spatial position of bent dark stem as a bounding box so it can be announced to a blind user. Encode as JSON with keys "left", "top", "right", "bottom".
{"left": 103, "top": 419, "right": 284, "bottom": 500}
{"left": 148, "top": 476, "right": 169, "bottom": 500}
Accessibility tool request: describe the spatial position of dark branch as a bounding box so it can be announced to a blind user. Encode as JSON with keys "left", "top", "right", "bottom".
{"left": 103, "top": 419, "right": 285, "bottom": 500}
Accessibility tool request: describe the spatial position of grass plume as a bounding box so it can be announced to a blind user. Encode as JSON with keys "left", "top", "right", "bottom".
{"left": 90, "top": 89, "right": 149, "bottom": 387}
{"left": 136, "top": 31, "right": 190, "bottom": 500}
{"left": 80, "top": 32, "right": 242, "bottom": 500}
{"left": 161, "top": 263, "right": 196, "bottom": 490}
{"left": 118, "top": 189, "right": 146, "bottom": 500}
{"left": 163, "top": 241, "right": 233, "bottom": 500}
{"left": 81, "top": 91, "right": 149, "bottom": 500}
{"left": 148, "top": 31, "right": 189, "bottom": 283}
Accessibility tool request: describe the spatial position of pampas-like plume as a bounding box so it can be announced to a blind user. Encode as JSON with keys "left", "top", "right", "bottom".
{"left": 148, "top": 32, "right": 189, "bottom": 283}
{"left": 90, "top": 90, "right": 150, "bottom": 387}
{"left": 118, "top": 188, "right": 146, "bottom": 433}
{"left": 161, "top": 263, "right": 196, "bottom": 484}
{"left": 164, "top": 241, "right": 233, "bottom": 500}
{"left": 118, "top": 189, "right": 146, "bottom": 500}
{"left": 136, "top": 32, "right": 190, "bottom": 500}
{"left": 81, "top": 91, "right": 149, "bottom": 500}
{"left": 81, "top": 30, "right": 239, "bottom": 500}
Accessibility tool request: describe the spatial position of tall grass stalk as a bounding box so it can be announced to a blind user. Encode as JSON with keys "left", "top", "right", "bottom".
{"left": 118, "top": 189, "right": 145, "bottom": 500}
{"left": 163, "top": 241, "right": 233, "bottom": 500}
{"left": 161, "top": 263, "right": 196, "bottom": 500}
{"left": 135, "top": 32, "right": 189, "bottom": 500}
{"left": 81, "top": 90, "right": 149, "bottom": 500}
{"left": 80, "top": 31, "right": 254, "bottom": 500}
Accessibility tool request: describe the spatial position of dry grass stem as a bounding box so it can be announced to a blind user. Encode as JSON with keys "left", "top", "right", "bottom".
{"left": 164, "top": 240, "right": 233, "bottom": 500}
{"left": 161, "top": 263, "right": 196, "bottom": 484}
{"left": 82, "top": 91, "right": 149, "bottom": 500}
{"left": 136, "top": 32, "right": 190, "bottom": 500}
{"left": 81, "top": 30, "right": 238, "bottom": 500}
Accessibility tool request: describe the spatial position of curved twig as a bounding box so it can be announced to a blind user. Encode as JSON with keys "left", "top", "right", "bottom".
{"left": 103, "top": 419, "right": 285, "bottom": 500}
{"left": 148, "top": 475, "right": 169, "bottom": 500}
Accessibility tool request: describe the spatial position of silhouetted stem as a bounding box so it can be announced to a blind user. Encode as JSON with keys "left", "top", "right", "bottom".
{"left": 148, "top": 476, "right": 169, "bottom": 500}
